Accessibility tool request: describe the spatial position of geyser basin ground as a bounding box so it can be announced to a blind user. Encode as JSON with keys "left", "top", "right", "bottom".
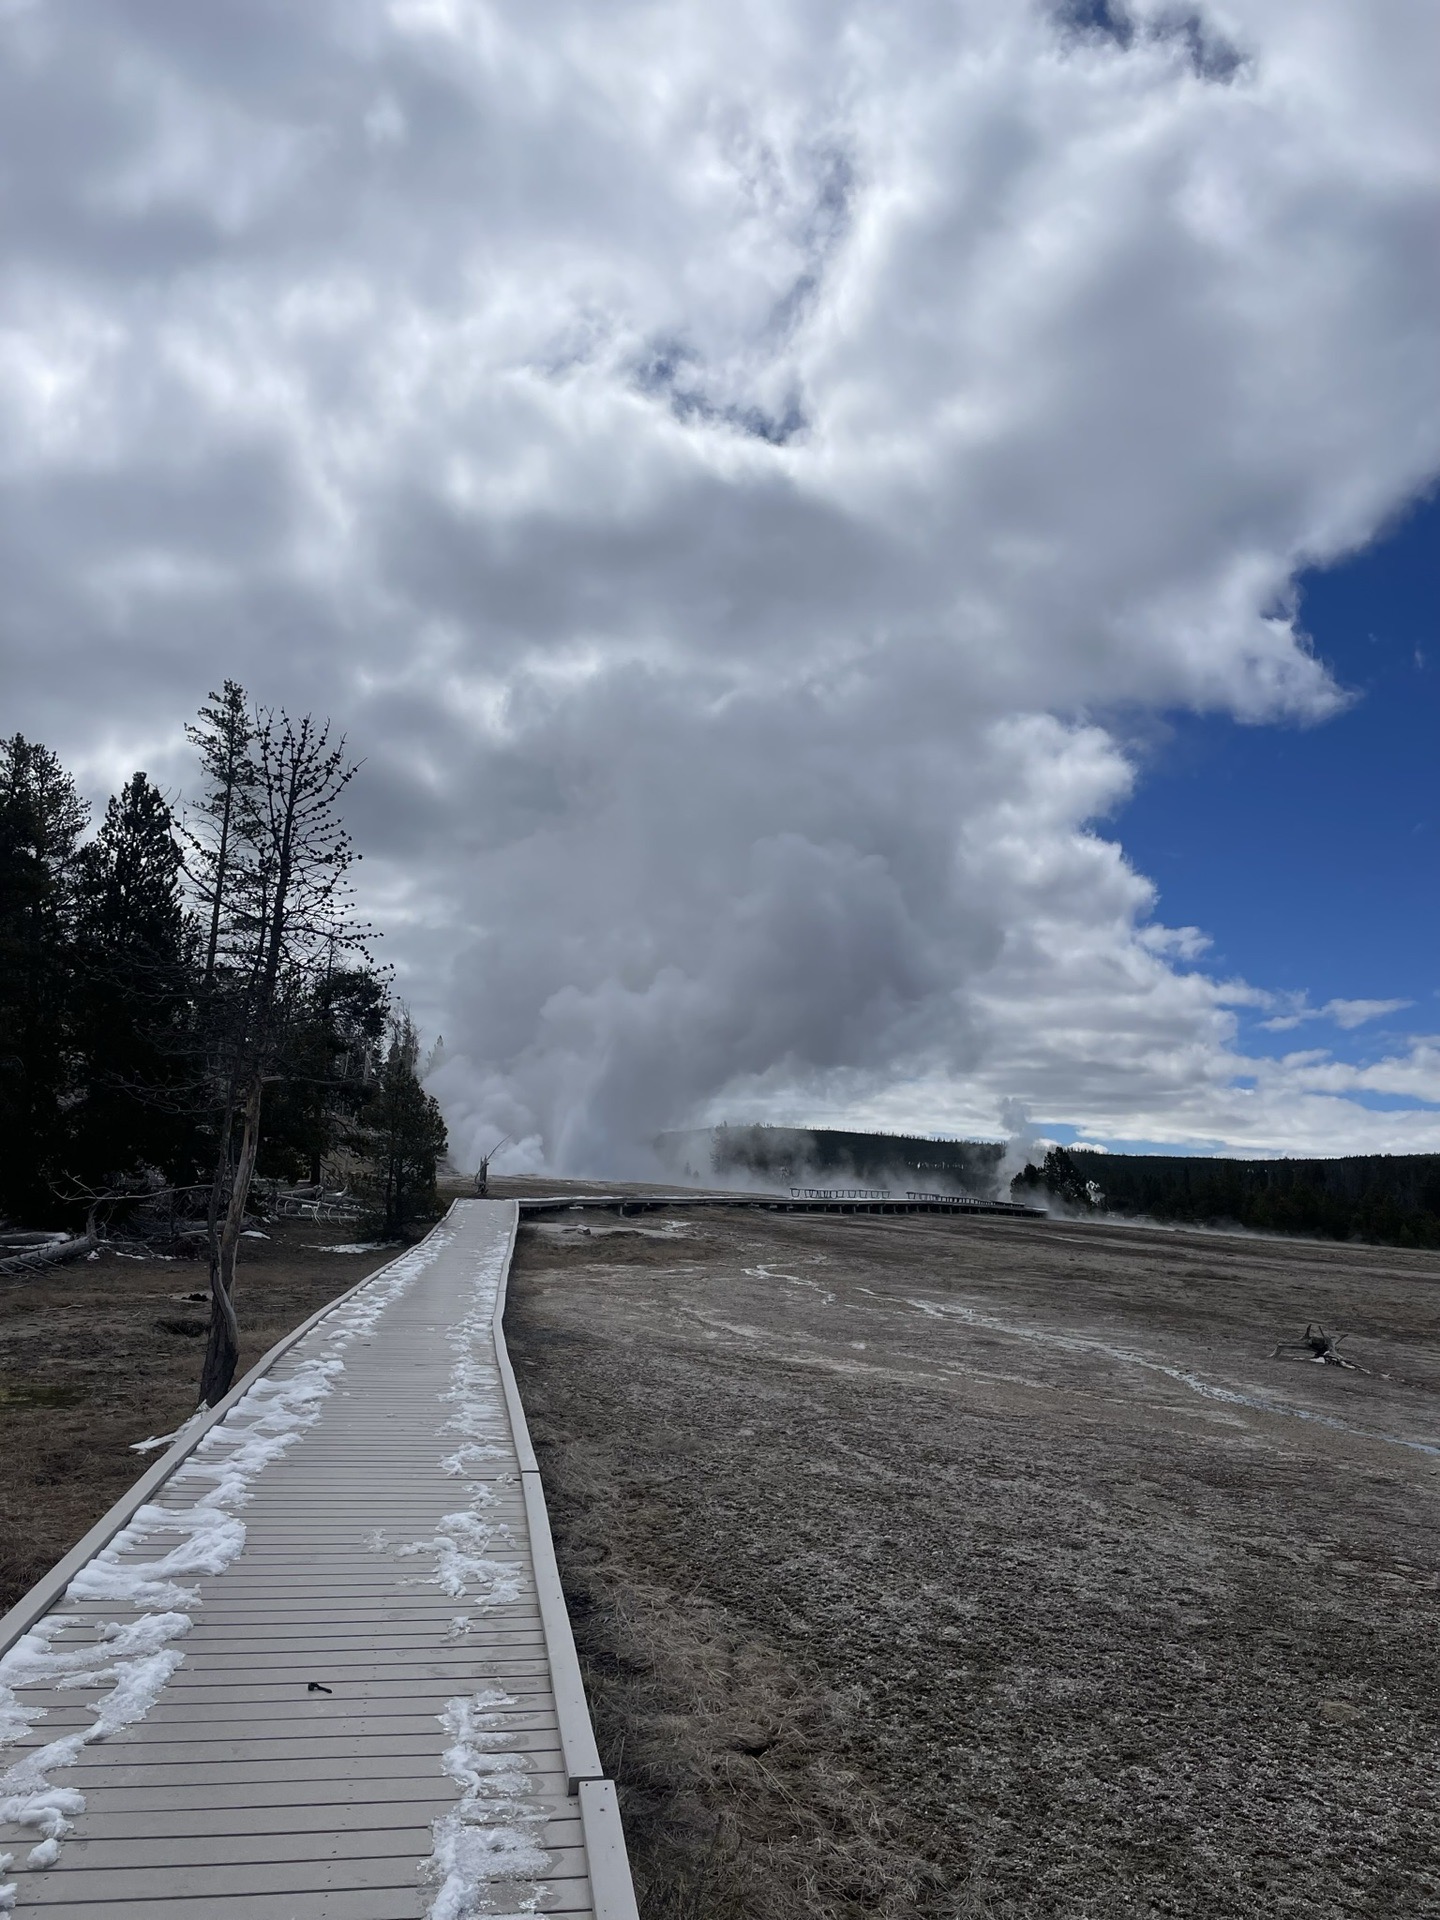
{"left": 506, "top": 1199, "right": 1440, "bottom": 1919}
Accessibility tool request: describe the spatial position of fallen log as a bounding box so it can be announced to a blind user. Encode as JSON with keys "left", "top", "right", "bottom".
{"left": 0, "top": 1230, "right": 98, "bottom": 1277}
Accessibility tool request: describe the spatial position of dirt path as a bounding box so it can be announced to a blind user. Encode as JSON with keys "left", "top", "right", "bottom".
{"left": 0, "top": 1223, "right": 399, "bottom": 1616}
{"left": 506, "top": 1207, "right": 1440, "bottom": 1919}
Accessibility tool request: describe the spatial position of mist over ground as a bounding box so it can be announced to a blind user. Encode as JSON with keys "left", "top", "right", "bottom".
{"left": 3, "top": 1, "right": 1439, "bottom": 1173}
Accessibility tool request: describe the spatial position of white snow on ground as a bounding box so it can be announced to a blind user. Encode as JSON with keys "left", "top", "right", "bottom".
{"left": 64, "top": 1507, "right": 249, "bottom": 1611}
{"left": 0, "top": 1615, "right": 184, "bottom": 1855}
{"left": 130, "top": 1407, "right": 210, "bottom": 1454}
{"left": 398, "top": 1511, "right": 522, "bottom": 1605}
{"left": 426, "top": 1688, "right": 550, "bottom": 1920}
{"left": 414, "top": 1216, "right": 551, "bottom": 1920}
{"left": 309, "top": 1241, "right": 400, "bottom": 1254}
{"left": 441, "top": 1443, "right": 509, "bottom": 1476}
{"left": 0, "top": 1219, "right": 460, "bottom": 1874}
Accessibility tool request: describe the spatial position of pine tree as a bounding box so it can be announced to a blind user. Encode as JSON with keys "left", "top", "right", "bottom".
{"left": 355, "top": 1013, "right": 449, "bottom": 1238}
{"left": 71, "top": 772, "right": 197, "bottom": 1189}
{"left": 258, "top": 963, "right": 389, "bottom": 1185}
{"left": 185, "top": 681, "right": 253, "bottom": 989}
{"left": 0, "top": 736, "right": 88, "bottom": 1221}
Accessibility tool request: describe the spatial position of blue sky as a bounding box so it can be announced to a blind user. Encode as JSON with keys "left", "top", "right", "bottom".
{"left": 1119, "top": 491, "right": 1438, "bottom": 1075}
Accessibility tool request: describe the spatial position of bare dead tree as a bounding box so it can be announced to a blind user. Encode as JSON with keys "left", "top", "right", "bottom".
{"left": 190, "top": 702, "right": 368, "bottom": 1405}
{"left": 1272, "top": 1323, "right": 1370, "bottom": 1372}
{"left": 474, "top": 1136, "right": 511, "bottom": 1196}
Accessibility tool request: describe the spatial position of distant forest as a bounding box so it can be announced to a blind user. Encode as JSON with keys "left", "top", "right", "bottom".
{"left": 1037, "top": 1146, "right": 1440, "bottom": 1249}
{"left": 688, "top": 1123, "right": 1440, "bottom": 1250}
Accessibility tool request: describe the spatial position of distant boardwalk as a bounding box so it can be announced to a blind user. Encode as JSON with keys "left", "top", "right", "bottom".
{"left": 0, "top": 1200, "right": 636, "bottom": 1919}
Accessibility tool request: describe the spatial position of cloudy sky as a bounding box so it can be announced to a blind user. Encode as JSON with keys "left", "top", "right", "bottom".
{"left": 3, "top": 0, "right": 1439, "bottom": 1173}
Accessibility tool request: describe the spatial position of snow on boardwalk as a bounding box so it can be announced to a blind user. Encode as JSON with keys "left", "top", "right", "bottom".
{"left": 0, "top": 1200, "right": 636, "bottom": 1920}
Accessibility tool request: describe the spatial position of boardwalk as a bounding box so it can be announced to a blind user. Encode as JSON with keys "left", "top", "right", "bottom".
{"left": 0, "top": 1200, "right": 636, "bottom": 1919}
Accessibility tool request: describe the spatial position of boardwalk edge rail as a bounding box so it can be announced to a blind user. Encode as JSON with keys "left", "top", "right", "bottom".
{"left": 491, "top": 1205, "right": 642, "bottom": 1920}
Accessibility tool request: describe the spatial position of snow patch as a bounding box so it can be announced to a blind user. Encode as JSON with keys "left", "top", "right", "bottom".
{"left": 310, "top": 1241, "right": 399, "bottom": 1254}
{"left": 441, "top": 1443, "right": 508, "bottom": 1476}
{"left": 0, "top": 1616, "right": 186, "bottom": 1850}
{"left": 65, "top": 1508, "right": 247, "bottom": 1611}
{"left": 420, "top": 1216, "right": 549, "bottom": 1919}
{"left": 130, "top": 1407, "right": 210, "bottom": 1454}
{"left": 397, "top": 1512, "right": 521, "bottom": 1605}
{"left": 425, "top": 1688, "right": 550, "bottom": 1920}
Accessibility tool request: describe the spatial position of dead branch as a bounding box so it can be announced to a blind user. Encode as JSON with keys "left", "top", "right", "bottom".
{"left": 0, "top": 1232, "right": 97, "bottom": 1276}
{"left": 1271, "top": 1322, "right": 1370, "bottom": 1372}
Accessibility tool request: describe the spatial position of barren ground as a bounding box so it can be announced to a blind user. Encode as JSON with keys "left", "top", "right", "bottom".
{"left": 506, "top": 1204, "right": 1440, "bottom": 1919}
{"left": 0, "top": 1223, "right": 397, "bottom": 1617}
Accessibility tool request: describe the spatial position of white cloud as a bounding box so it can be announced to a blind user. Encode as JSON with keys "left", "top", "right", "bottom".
{"left": 1, "top": 0, "right": 1439, "bottom": 1168}
{"left": 1138, "top": 925, "right": 1213, "bottom": 961}
{"left": 1260, "top": 994, "right": 1412, "bottom": 1034}
{"left": 1323, "top": 997, "right": 1413, "bottom": 1030}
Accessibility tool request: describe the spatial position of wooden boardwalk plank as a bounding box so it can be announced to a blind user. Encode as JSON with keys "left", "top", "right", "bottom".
{"left": 5, "top": 1773, "right": 566, "bottom": 1819}
{"left": 45, "top": 1809, "right": 585, "bottom": 1849}
{"left": 10, "top": 1843, "right": 592, "bottom": 1899}
{"left": 25, "top": 1730, "right": 569, "bottom": 1768}
{"left": 23, "top": 1889, "right": 595, "bottom": 1919}
{"left": 0, "top": 1201, "right": 633, "bottom": 1920}
{"left": 24, "top": 1695, "right": 560, "bottom": 1728}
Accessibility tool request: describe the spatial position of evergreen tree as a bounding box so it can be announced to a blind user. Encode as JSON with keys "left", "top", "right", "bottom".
{"left": 71, "top": 772, "right": 197, "bottom": 1189}
{"left": 1011, "top": 1146, "right": 1100, "bottom": 1212}
{"left": 258, "top": 963, "right": 389, "bottom": 1185}
{"left": 355, "top": 1013, "right": 448, "bottom": 1238}
{"left": 0, "top": 736, "right": 88, "bottom": 1221}
{"left": 185, "top": 681, "right": 254, "bottom": 988}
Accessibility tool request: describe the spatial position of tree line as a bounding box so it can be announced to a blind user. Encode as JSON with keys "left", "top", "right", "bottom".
{"left": 0, "top": 684, "right": 448, "bottom": 1401}
{"left": 1013, "top": 1146, "right": 1440, "bottom": 1248}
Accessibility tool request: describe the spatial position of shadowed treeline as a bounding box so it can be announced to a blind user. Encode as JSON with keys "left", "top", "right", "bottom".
{"left": 1052, "top": 1148, "right": 1440, "bottom": 1248}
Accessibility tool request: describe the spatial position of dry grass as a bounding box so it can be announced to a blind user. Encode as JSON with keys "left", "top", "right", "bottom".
{"left": 0, "top": 1224, "right": 398, "bottom": 1616}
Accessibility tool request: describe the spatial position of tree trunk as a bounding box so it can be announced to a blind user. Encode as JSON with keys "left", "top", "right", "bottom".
{"left": 199, "top": 1075, "right": 263, "bottom": 1405}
